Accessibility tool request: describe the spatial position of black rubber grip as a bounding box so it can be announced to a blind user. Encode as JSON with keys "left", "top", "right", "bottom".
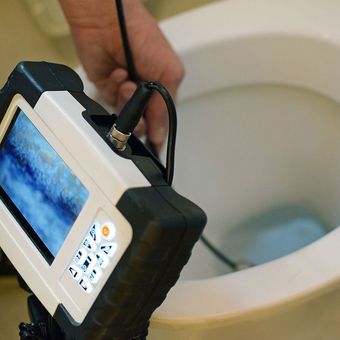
{"left": 54, "top": 186, "right": 206, "bottom": 339}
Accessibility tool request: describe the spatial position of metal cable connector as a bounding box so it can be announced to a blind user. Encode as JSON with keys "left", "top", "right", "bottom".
{"left": 107, "top": 124, "right": 131, "bottom": 151}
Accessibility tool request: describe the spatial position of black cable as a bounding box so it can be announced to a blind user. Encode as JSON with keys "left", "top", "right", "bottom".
{"left": 115, "top": 0, "right": 176, "bottom": 186}
{"left": 114, "top": 81, "right": 176, "bottom": 186}
{"left": 114, "top": 0, "right": 240, "bottom": 271}
{"left": 115, "top": 0, "right": 164, "bottom": 159}
{"left": 116, "top": 0, "right": 138, "bottom": 82}
{"left": 200, "top": 235, "right": 238, "bottom": 270}
{"left": 114, "top": 82, "right": 153, "bottom": 134}
{"left": 145, "top": 82, "right": 176, "bottom": 186}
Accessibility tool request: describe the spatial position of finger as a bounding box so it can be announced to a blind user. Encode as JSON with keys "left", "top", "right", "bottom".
{"left": 101, "top": 68, "right": 129, "bottom": 105}
{"left": 116, "top": 81, "right": 137, "bottom": 112}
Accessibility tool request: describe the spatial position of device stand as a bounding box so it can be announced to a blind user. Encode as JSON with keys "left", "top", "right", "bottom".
{"left": 19, "top": 295, "right": 65, "bottom": 340}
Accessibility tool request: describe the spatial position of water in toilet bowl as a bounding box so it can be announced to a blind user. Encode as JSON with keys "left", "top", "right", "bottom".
{"left": 217, "top": 206, "right": 328, "bottom": 269}
{"left": 174, "top": 84, "right": 340, "bottom": 281}
{"left": 179, "top": 205, "right": 329, "bottom": 280}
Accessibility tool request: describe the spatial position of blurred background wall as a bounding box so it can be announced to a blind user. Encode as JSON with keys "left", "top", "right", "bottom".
{"left": 0, "top": 0, "right": 217, "bottom": 84}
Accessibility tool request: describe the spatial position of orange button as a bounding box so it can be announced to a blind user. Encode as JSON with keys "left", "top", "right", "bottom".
{"left": 100, "top": 222, "right": 115, "bottom": 240}
{"left": 102, "top": 225, "right": 110, "bottom": 237}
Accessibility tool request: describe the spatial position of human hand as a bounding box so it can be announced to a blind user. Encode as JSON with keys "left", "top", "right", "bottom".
{"left": 59, "top": 0, "right": 184, "bottom": 152}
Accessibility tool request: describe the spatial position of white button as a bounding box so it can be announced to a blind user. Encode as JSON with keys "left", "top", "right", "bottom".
{"left": 82, "top": 236, "right": 97, "bottom": 252}
{"left": 89, "top": 222, "right": 101, "bottom": 244}
{"left": 79, "top": 277, "right": 93, "bottom": 294}
{"left": 100, "top": 222, "right": 116, "bottom": 241}
{"left": 100, "top": 242, "right": 118, "bottom": 258}
{"left": 96, "top": 251, "right": 109, "bottom": 269}
{"left": 74, "top": 248, "right": 87, "bottom": 265}
{"left": 88, "top": 267, "right": 102, "bottom": 284}
{"left": 80, "top": 254, "right": 96, "bottom": 274}
{"left": 68, "top": 265, "right": 82, "bottom": 281}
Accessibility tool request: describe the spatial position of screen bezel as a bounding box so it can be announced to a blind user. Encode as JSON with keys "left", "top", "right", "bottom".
{"left": 0, "top": 93, "right": 135, "bottom": 323}
{"left": 0, "top": 108, "right": 87, "bottom": 264}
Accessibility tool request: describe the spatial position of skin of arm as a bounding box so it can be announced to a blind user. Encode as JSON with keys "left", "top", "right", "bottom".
{"left": 59, "top": 0, "right": 184, "bottom": 151}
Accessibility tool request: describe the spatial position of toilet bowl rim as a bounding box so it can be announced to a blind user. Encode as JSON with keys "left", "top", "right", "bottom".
{"left": 155, "top": 0, "right": 340, "bottom": 321}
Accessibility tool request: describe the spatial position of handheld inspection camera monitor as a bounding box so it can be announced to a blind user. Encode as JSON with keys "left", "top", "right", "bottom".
{"left": 0, "top": 61, "right": 206, "bottom": 339}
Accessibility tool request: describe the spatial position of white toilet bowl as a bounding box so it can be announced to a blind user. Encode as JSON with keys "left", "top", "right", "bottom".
{"left": 149, "top": 1, "right": 340, "bottom": 339}
{"left": 79, "top": 0, "right": 340, "bottom": 338}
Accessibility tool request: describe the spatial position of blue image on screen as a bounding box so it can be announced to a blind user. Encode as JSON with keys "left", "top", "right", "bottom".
{"left": 0, "top": 110, "right": 89, "bottom": 258}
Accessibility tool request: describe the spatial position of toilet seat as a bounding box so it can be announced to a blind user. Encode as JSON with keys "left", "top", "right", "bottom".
{"left": 151, "top": 0, "right": 340, "bottom": 330}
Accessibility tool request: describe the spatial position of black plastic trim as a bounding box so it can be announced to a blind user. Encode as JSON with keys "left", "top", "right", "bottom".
{"left": 0, "top": 61, "right": 84, "bottom": 119}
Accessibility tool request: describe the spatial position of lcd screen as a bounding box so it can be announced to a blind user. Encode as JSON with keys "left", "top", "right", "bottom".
{"left": 0, "top": 109, "right": 89, "bottom": 261}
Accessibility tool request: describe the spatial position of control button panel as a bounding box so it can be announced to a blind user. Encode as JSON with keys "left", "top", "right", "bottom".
{"left": 69, "top": 265, "right": 82, "bottom": 281}
{"left": 89, "top": 222, "right": 101, "bottom": 244}
{"left": 79, "top": 277, "right": 93, "bottom": 293}
{"left": 81, "top": 254, "right": 96, "bottom": 274}
{"left": 100, "top": 222, "right": 115, "bottom": 241}
{"left": 100, "top": 242, "right": 117, "bottom": 258}
{"left": 82, "top": 236, "right": 97, "bottom": 252}
{"left": 88, "top": 267, "right": 102, "bottom": 284}
{"left": 68, "top": 220, "right": 118, "bottom": 294}
{"left": 74, "top": 248, "right": 87, "bottom": 265}
{"left": 96, "top": 251, "right": 109, "bottom": 269}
